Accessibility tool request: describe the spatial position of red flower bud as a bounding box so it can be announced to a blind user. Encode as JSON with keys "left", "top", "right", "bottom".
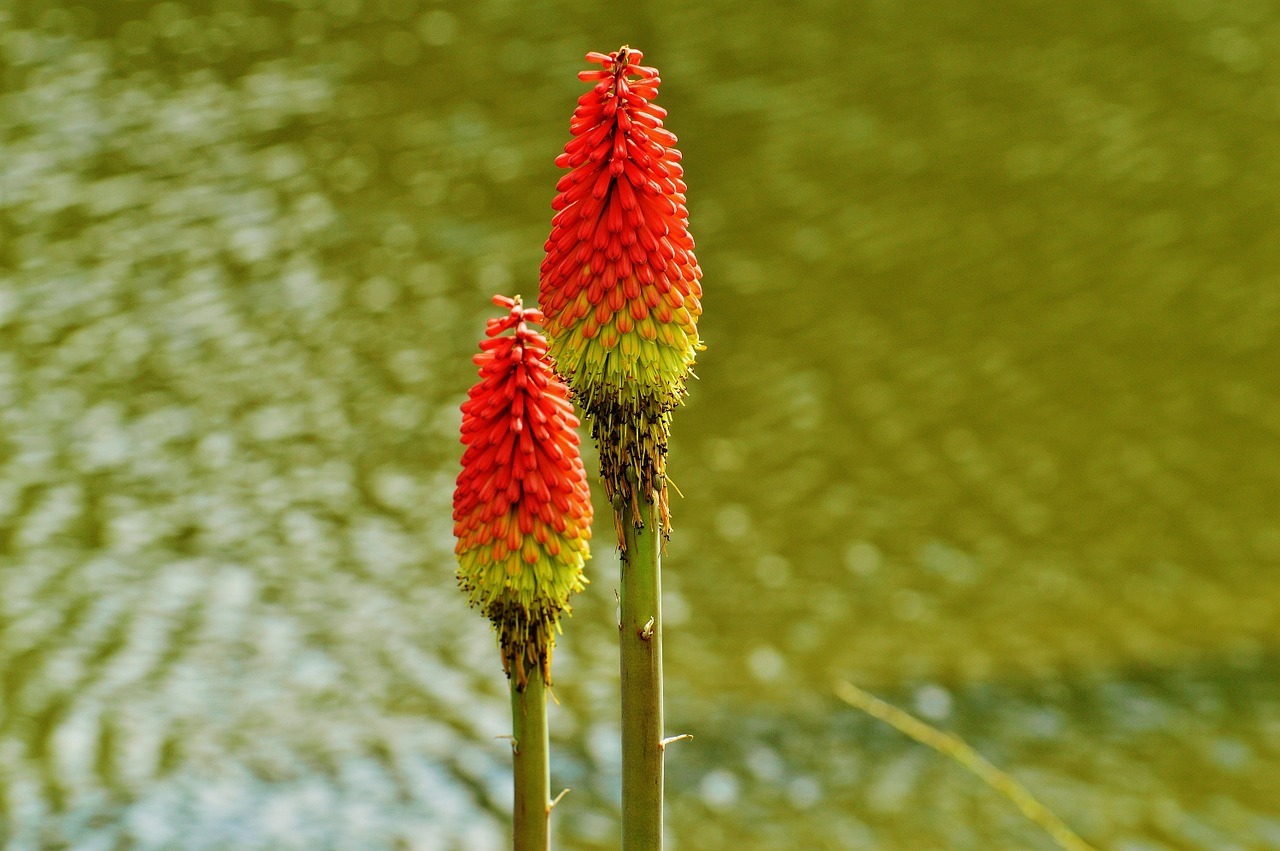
{"left": 454, "top": 295, "right": 592, "bottom": 688}
{"left": 539, "top": 47, "right": 704, "bottom": 531}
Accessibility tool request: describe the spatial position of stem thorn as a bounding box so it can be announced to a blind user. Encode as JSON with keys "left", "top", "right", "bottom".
{"left": 549, "top": 788, "right": 571, "bottom": 810}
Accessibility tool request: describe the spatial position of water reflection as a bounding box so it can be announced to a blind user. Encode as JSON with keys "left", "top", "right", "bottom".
{"left": 2, "top": 1, "right": 1278, "bottom": 849}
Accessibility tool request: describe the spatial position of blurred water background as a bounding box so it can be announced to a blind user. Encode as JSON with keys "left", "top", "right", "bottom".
{"left": 2, "top": 0, "right": 1279, "bottom": 848}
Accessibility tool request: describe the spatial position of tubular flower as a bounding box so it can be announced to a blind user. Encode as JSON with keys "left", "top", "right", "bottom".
{"left": 453, "top": 295, "right": 593, "bottom": 689}
{"left": 539, "top": 46, "right": 703, "bottom": 532}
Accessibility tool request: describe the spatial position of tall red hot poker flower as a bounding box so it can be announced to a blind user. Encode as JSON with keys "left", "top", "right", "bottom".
{"left": 540, "top": 46, "right": 703, "bottom": 530}
{"left": 453, "top": 295, "right": 593, "bottom": 688}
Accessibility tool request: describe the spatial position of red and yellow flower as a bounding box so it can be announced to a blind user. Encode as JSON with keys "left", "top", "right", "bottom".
{"left": 539, "top": 47, "right": 703, "bottom": 529}
{"left": 453, "top": 295, "right": 592, "bottom": 688}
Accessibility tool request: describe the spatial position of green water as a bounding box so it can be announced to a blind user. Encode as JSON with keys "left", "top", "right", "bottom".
{"left": 2, "top": 1, "right": 1278, "bottom": 848}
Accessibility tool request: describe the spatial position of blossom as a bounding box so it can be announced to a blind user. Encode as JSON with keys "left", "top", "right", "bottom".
{"left": 453, "top": 295, "right": 592, "bottom": 688}
{"left": 539, "top": 46, "right": 703, "bottom": 528}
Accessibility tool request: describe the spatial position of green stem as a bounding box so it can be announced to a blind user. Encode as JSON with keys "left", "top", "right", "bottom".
{"left": 620, "top": 494, "right": 664, "bottom": 850}
{"left": 511, "top": 670, "right": 550, "bottom": 851}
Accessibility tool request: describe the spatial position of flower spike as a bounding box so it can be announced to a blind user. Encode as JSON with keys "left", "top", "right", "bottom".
{"left": 540, "top": 46, "right": 703, "bottom": 534}
{"left": 453, "top": 294, "right": 593, "bottom": 689}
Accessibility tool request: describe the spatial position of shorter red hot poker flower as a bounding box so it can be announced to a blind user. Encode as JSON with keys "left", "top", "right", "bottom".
{"left": 453, "top": 295, "right": 593, "bottom": 688}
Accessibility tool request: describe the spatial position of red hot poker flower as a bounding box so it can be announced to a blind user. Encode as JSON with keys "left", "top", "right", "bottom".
{"left": 453, "top": 295, "right": 592, "bottom": 688}
{"left": 539, "top": 46, "right": 703, "bottom": 528}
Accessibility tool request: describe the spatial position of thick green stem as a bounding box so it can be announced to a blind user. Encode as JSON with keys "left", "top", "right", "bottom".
{"left": 620, "top": 494, "right": 664, "bottom": 850}
{"left": 511, "top": 670, "right": 550, "bottom": 851}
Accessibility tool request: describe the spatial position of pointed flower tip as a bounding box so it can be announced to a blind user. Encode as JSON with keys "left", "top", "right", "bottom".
{"left": 484, "top": 293, "right": 549, "bottom": 341}
{"left": 586, "top": 46, "right": 645, "bottom": 70}
{"left": 454, "top": 296, "right": 593, "bottom": 684}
